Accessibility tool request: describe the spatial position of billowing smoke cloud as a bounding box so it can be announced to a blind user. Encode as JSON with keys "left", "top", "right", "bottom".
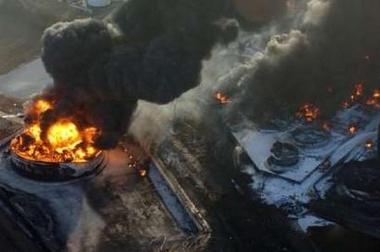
{"left": 127, "top": 0, "right": 380, "bottom": 150}
{"left": 38, "top": 0, "right": 378, "bottom": 151}
{"left": 38, "top": 0, "right": 237, "bottom": 149}
{"left": 303, "top": 0, "right": 330, "bottom": 25}
{"left": 229, "top": 0, "right": 380, "bottom": 123}
{"left": 41, "top": 19, "right": 113, "bottom": 85}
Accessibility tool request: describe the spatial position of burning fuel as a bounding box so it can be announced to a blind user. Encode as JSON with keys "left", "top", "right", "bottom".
{"left": 342, "top": 83, "right": 364, "bottom": 109}
{"left": 36, "top": 0, "right": 238, "bottom": 151}
{"left": 214, "top": 91, "right": 231, "bottom": 105}
{"left": 348, "top": 125, "right": 357, "bottom": 134}
{"left": 354, "top": 83, "right": 364, "bottom": 97}
{"left": 366, "top": 90, "right": 380, "bottom": 108}
{"left": 294, "top": 83, "right": 377, "bottom": 126}
{"left": 296, "top": 103, "right": 320, "bottom": 123}
{"left": 341, "top": 84, "right": 379, "bottom": 109}
{"left": 365, "top": 140, "right": 374, "bottom": 149}
{"left": 139, "top": 168, "right": 147, "bottom": 177}
{"left": 11, "top": 99, "right": 101, "bottom": 163}
{"left": 373, "top": 90, "right": 380, "bottom": 98}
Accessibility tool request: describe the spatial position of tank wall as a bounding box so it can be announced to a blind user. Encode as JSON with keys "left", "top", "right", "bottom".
{"left": 87, "top": 0, "right": 111, "bottom": 7}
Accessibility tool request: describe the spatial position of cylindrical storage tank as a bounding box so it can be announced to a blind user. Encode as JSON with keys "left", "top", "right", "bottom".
{"left": 87, "top": 0, "right": 112, "bottom": 7}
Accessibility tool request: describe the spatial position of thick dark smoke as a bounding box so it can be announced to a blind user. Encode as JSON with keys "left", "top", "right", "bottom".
{"left": 39, "top": 0, "right": 237, "bottom": 149}
{"left": 41, "top": 19, "right": 113, "bottom": 85}
{"left": 235, "top": 0, "right": 380, "bottom": 123}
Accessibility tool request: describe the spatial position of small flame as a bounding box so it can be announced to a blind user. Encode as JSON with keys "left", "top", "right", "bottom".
{"left": 365, "top": 140, "right": 374, "bottom": 149}
{"left": 214, "top": 91, "right": 231, "bottom": 104}
{"left": 139, "top": 168, "right": 147, "bottom": 177}
{"left": 366, "top": 89, "right": 380, "bottom": 108}
{"left": 342, "top": 83, "right": 364, "bottom": 108}
{"left": 296, "top": 103, "right": 320, "bottom": 122}
{"left": 348, "top": 125, "right": 357, "bottom": 134}
{"left": 374, "top": 90, "right": 380, "bottom": 98}
{"left": 122, "top": 147, "right": 148, "bottom": 176}
{"left": 341, "top": 83, "right": 379, "bottom": 109}
{"left": 354, "top": 83, "right": 364, "bottom": 97}
{"left": 341, "top": 101, "right": 350, "bottom": 109}
{"left": 36, "top": 100, "right": 52, "bottom": 112}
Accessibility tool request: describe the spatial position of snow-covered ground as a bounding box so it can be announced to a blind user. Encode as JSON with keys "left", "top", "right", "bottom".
{"left": 0, "top": 148, "right": 188, "bottom": 251}
{"left": 233, "top": 106, "right": 380, "bottom": 230}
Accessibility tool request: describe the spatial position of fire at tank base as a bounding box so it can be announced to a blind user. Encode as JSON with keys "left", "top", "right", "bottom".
{"left": 0, "top": 108, "right": 211, "bottom": 251}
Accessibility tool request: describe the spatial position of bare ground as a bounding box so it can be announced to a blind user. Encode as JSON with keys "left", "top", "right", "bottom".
{"left": 0, "top": 0, "right": 119, "bottom": 75}
{"left": 0, "top": 0, "right": 68, "bottom": 74}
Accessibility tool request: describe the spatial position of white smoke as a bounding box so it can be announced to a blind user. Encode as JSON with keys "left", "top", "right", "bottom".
{"left": 303, "top": 0, "right": 330, "bottom": 25}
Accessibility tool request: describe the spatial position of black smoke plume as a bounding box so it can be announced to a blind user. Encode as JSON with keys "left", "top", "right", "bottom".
{"left": 235, "top": 0, "right": 380, "bottom": 123}
{"left": 38, "top": 0, "right": 237, "bottom": 149}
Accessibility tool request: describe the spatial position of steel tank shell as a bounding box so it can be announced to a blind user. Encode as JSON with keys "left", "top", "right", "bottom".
{"left": 87, "top": 0, "right": 112, "bottom": 7}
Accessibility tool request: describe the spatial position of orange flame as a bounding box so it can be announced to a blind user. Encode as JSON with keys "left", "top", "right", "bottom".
{"left": 47, "top": 120, "right": 81, "bottom": 149}
{"left": 354, "top": 83, "right": 364, "bottom": 97}
{"left": 374, "top": 90, "right": 380, "bottom": 98}
{"left": 139, "top": 168, "right": 147, "bottom": 177}
{"left": 214, "top": 91, "right": 231, "bottom": 105}
{"left": 122, "top": 147, "right": 147, "bottom": 176}
{"left": 35, "top": 99, "right": 52, "bottom": 113}
{"left": 366, "top": 89, "right": 380, "bottom": 108}
{"left": 11, "top": 99, "right": 101, "bottom": 163}
{"left": 348, "top": 125, "right": 357, "bottom": 134}
{"left": 365, "top": 140, "right": 374, "bottom": 149}
{"left": 296, "top": 103, "right": 320, "bottom": 122}
{"left": 342, "top": 83, "right": 364, "bottom": 108}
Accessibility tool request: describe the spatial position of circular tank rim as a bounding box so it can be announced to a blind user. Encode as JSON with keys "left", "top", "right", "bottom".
{"left": 8, "top": 150, "right": 107, "bottom": 182}
{"left": 86, "top": 0, "right": 112, "bottom": 7}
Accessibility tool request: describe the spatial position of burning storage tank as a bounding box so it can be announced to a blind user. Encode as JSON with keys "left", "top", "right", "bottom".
{"left": 8, "top": 98, "right": 107, "bottom": 181}
{"left": 8, "top": 150, "right": 107, "bottom": 182}
{"left": 0, "top": 108, "right": 204, "bottom": 251}
{"left": 6, "top": 0, "right": 238, "bottom": 181}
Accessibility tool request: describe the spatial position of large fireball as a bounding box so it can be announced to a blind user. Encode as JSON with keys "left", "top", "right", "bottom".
{"left": 11, "top": 99, "right": 101, "bottom": 163}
